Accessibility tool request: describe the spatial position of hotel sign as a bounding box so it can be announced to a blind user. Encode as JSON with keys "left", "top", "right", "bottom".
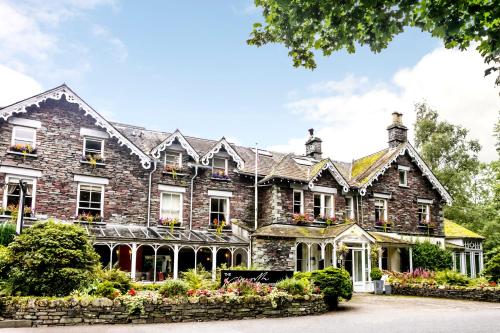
{"left": 220, "top": 270, "right": 294, "bottom": 286}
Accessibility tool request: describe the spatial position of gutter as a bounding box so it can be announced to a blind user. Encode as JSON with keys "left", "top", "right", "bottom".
{"left": 147, "top": 160, "right": 158, "bottom": 228}
{"left": 189, "top": 163, "right": 199, "bottom": 231}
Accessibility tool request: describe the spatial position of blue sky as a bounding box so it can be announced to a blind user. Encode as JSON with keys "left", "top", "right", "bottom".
{"left": 0, "top": 0, "right": 498, "bottom": 161}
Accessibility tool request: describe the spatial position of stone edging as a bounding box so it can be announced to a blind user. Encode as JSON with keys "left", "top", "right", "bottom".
{"left": 0, "top": 294, "right": 327, "bottom": 327}
{"left": 391, "top": 285, "right": 500, "bottom": 302}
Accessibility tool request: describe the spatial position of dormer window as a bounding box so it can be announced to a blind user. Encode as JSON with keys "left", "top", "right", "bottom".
{"left": 11, "top": 126, "right": 36, "bottom": 152}
{"left": 398, "top": 165, "right": 409, "bottom": 187}
{"left": 83, "top": 137, "right": 104, "bottom": 160}
{"left": 165, "top": 152, "right": 182, "bottom": 168}
{"left": 212, "top": 157, "right": 228, "bottom": 176}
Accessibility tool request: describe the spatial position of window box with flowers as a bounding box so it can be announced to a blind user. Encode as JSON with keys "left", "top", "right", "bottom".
{"left": 80, "top": 154, "right": 106, "bottom": 168}
{"left": 375, "top": 219, "right": 393, "bottom": 232}
{"left": 291, "top": 213, "right": 313, "bottom": 226}
{"left": 75, "top": 213, "right": 104, "bottom": 224}
{"left": 211, "top": 170, "right": 231, "bottom": 181}
{"left": 315, "top": 215, "right": 337, "bottom": 226}
{"left": 0, "top": 205, "right": 36, "bottom": 221}
{"left": 418, "top": 220, "right": 437, "bottom": 234}
{"left": 158, "top": 217, "right": 182, "bottom": 232}
{"left": 7, "top": 143, "right": 38, "bottom": 158}
{"left": 163, "top": 165, "right": 189, "bottom": 179}
{"left": 210, "top": 218, "right": 231, "bottom": 234}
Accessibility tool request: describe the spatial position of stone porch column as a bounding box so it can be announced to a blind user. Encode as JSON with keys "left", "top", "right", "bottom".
{"left": 173, "top": 245, "right": 179, "bottom": 280}
{"left": 130, "top": 243, "right": 138, "bottom": 281}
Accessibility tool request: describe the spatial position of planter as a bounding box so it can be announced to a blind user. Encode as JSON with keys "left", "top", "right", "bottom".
{"left": 373, "top": 280, "right": 384, "bottom": 295}
{"left": 384, "top": 284, "right": 392, "bottom": 295}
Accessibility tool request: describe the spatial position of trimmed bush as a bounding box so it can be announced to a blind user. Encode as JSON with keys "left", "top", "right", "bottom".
{"left": 0, "top": 246, "right": 12, "bottom": 279}
{"left": 276, "top": 278, "right": 310, "bottom": 295}
{"left": 7, "top": 221, "right": 100, "bottom": 296}
{"left": 310, "top": 267, "right": 352, "bottom": 309}
{"left": 293, "top": 271, "right": 312, "bottom": 281}
{"left": 95, "top": 281, "right": 120, "bottom": 299}
{"left": 370, "top": 268, "right": 383, "bottom": 280}
{"left": 412, "top": 241, "right": 452, "bottom": 271}
{"left": 0, "top": 223, "right": 16, "bottom": 246}
{"left": 436, "top": 270, "right": 469, "bottom": 286}
{"left": 159, "top": 279, "right": 189, "bottom": 298}
{"left": 483, "top": 248, "right": 500, "bottom": 282}
{"left": 99, "top": 268, "right": 132, "bottom": 293}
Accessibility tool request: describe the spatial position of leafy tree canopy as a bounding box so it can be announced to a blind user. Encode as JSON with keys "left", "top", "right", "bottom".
{"left": 412, "top": 241, "right": 452, "bottom": 271}
{"left": 248, "top": 0, "right": 499, "bottom": 83}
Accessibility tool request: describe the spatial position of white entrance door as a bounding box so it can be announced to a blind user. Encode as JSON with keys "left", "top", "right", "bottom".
{"left": 352, "top": 249, "right": 364, "bottom": 290}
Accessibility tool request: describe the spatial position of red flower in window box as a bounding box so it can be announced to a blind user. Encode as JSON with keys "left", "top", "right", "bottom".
{"left": 292, "top": 213, "right": 313, "bottom": 225}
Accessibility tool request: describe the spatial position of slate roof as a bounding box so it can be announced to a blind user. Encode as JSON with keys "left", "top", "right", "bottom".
{"left": 444, "top": 219, "right": 484, "bottom": 239}
{"left": 368, "top": 231, "right": 412, "bottom": 245}
{"left": 252, "top": 223, "right": 355, "bottom": 239}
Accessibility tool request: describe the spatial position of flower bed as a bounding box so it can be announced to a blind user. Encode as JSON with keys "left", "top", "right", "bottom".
{"left": 0, "top": 293, "right": 327, "bottom": 327}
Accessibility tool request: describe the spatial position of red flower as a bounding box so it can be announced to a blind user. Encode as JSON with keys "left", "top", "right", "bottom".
{"left": 127, "top": 288, "right": 137, "bottom": 296}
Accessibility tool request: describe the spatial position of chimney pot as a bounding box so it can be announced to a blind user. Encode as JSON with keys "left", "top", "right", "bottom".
{"left": 308, "top": 128, "right": 314, "bottom": 137}
{"left": 387, "top": 112, "right": 407, "bottom": 148}
{"left": 305, "top": 129, "right": 322, "bottom": 159}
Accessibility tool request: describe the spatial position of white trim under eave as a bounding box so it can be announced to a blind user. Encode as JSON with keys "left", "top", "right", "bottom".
{"left": 311, "top": 186, "right": 337, "bottom": 194}
{"left": 398, "top": 165, "right": 410, "bottom": 171}
{"left": 417, "top": 198, "right": 434, "bottom": 205}
{"left": 0, "top": 166, "right": 42, "bottom": 178}
{"left": 373, "top": 192, "right": 392, "bottom": 199}
{"left": 208, "top": 190, "right": 233, "bottom": 198}
{"left": 8, "top": 117, "right": 42, "bottom": 129}
{"left": 73, "top": 174, "right": 109, "bottom": 185}
{"left": 80, "top": 127, "right": 110, "bottom": 139}
{"left": 158, "top": 184, "right": 186, "bottom": 193}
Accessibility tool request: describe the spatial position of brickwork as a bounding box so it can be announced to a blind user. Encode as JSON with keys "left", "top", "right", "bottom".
{"left": 391, "top": 285, "right": 500, "bottom": 302}
{"left": 252, "top": 237, "right": 296, "bottom": 270}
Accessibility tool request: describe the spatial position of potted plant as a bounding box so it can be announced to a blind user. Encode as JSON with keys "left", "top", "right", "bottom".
{"left": 212, "top": 218, "right": 228, "bottom": 235}
{"left": 370, "top": 267, "right": 384, "bottom": 294}
{"left": 211, "top": 170, "right": 230, "bottom": 180}
{"left": 292, "top": 213, "right": 312, "bottom": 225}
{"left": 375, "top": 219, "right": 392, "bottom": 232}
{"left": 10, "top": 143, "right": 37, "bottom": 158}
{"left": 159, "top": 217, "right": 180, "bottom": 232}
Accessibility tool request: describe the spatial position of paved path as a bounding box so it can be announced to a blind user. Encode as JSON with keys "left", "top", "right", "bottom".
{"left": 6, "top": 294, "right": 500, "bottom": 333}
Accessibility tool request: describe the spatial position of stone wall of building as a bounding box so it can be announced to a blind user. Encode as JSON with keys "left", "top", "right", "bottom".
{"left": 0, "top": 97, "right": 150, "bottom": 225}
{"left": 358, "top": 153, "right": 444, "bottom": 236}
{"left": 252, "top": 237, "right": 296, "bottom": 270}
{"left": 1, "top": 295, "right": 327, "bottom": 327}
{"left": 391, "top": 285, "right": 500, "bottom": 302}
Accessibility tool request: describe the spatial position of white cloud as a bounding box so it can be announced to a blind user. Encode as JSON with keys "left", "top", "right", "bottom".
{"left": 269, "top": 47, "right": 500, "bottom": 162}
{"left": 92, "top": 25, "right": 128, "bottom": 62}
{"left": 0, "top": 65, "right": 43, "bottom": 107}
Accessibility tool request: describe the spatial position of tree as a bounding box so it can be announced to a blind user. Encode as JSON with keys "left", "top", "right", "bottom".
{"left": 6, "top": 221, "right": 99, "bottom": 296}
{"left": 412, "top": 241, "right": 452, "bottom": 271}
{"left": 248, "top": 0, "right": 499, "bottom": 84}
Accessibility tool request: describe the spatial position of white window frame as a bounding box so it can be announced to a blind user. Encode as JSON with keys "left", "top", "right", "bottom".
{"left": 11, "top": 126, "right": 37, "bottom": 148}
{"left": 164, "top": 151, "right": 182, "bottom": 168}
{"left": 212, "top": 157, "right": 228, "bottom": 175}
{"left": 398, "top": 165, "right": 409, "bottom": 187}
{"left": 345, "top": 196, "right": 354, "bottom": 219}
{"left": 209, "top": 196, "right": 230, "bottom": 226}
{"left": 160, "top": 191, "right": 183, "bottom": 223}
{"left": 374, "top": 198, "right": 388, "bottom": 222}
{"left": 76, "top": 183, "right": 105, "bottom": 218}
{"left": 2, "top": 175, "right": 36, "bottom": 212}
{"left": 313, "top": 193, "right": 335, "bottom": 219}
{"left": 83, "top": 137, "right": 105, "bottom": 158}
{"left": 417, "top": 204, "right": 430, "bottom": 223}
{"left": 293, "top": 190, "right": 304, "bottom": 214}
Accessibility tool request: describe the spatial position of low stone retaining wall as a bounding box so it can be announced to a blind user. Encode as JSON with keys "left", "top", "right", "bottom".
{"left": 391, "top": 285, "right": 500, "bottom": 302}
{"left": 0, "top": 294, "right": 327, "bottom": 327}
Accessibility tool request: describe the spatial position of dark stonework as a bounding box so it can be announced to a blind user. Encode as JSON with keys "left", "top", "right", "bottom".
{"left": 252, "top": 237, "right": 295, "bottom": 270}
{"left": 391, "top": 285, "right": 500, "bottom": 303}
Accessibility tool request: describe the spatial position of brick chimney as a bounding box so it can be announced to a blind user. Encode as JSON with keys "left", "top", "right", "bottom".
{"left": 305, "top": 128, "right": 322, "bottom": 160}
{"left": 387, "top": 112, "right": 408, "bottom": 148}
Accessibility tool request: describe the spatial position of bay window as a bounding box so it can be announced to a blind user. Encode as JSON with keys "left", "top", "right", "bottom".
{"left": 313, "top": 193, "right": 334, "bottom": 219}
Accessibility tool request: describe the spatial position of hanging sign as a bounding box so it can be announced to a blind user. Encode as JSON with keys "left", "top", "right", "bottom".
{"left": 220, "top": 270, "right": 294, "bottom": 286}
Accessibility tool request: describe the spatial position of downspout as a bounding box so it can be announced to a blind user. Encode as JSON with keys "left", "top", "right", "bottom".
{"left": 147, "top": 160, "right": 158, "bottom": 228}
{"left": 189, "top": 164, "right": 199, "bottom": 231}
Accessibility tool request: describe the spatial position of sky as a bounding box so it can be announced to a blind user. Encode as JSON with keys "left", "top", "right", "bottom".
{"left": 0, "top": 0, "right": 498, "bottom": 162}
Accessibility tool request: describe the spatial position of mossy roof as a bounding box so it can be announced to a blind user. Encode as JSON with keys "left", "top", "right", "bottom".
{"left": 368, "top": 231, "right": 412, "bottom": 245}
{"left": 253, "top": 223, "right": 355, "bottom": 239}
{"left": 444, "top": 219, "right": 484, "bottom": 239}
{"left": 351, "top": 149, "right": 388, "bottom": 179}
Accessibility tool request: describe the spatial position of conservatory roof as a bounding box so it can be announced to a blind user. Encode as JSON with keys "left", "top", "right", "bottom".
{"left": 252, "top": 223, "right": 355, "bottom": 239}
{"left": 83, "top": 224, "right": 249, "bottom": 246}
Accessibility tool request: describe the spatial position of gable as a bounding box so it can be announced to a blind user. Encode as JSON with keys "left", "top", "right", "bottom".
{"left": 150, "top": 129, "right": 200, "bottom": 162}
{"left": 200, "top": 137, "right": 244, "bottom": 169}
{"left": 0, "top": 85, "right": 152, "bottom": 169}
{"left": 309, "top": 159, "right": 350, "bottom": 193}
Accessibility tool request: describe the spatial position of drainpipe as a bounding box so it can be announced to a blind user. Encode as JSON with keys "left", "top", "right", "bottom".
{"left": 189, "top": 164, "right": 199, "bottom": 231}
{"left": 147, "top": 160, "right": 158, "bottom": 228}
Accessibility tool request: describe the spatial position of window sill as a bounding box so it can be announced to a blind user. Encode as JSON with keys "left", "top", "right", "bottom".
{"left": 398, "top": 184, "right": 409, "bottom": 188}
{"left": 7, "top": 150, "right": 38, "bottom": 158}
{"left": 374, "top": 225, "right": 392, "bottom": 231}
{"left": 73, "top": 220, "right": 106, "bottom": 226}
{"left": 208, "top": 227, "right": 232, "bottom": 232}
{"left": 80, "top": 160, "right": 106, "bottom": 167}
{"left": 418, "top": 224, "right": 436, "bottom": 229}
{"left": 163, "top": 171, "right": 189, "bottom": 177}
{"left": 0, "top": 214, "right": 37, "bottom": 221}
{"left": 157, "top": 224, "right": 185, "bottom": 230}
{"left": 210, "top": 177, "right": 231, "bottom": 182}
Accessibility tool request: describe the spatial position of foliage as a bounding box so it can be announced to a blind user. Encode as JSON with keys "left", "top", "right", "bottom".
{"left": 222, "top": 279, "right": 273, "bottom": 296}
{"left": 276, "top": 278, "right": 312, "bottom": 296}
{"left": 98, "top": 268, "right": 132, "bottom": 294}
{"left": 6, "top": 221, "right": 100, "bottom": 296}
{"left": 412, "top": 242, "right": 452, "bottom": 271}
{"left": 95, "top": 281, "right": 120, "bottom": 299}
{"left": 435, "top": 270, "right": 470, "bottom": 286}
{"left": 310, "top": 267, "right": 352, "bottom": 309}
{"left": 0, "top": 246, "right": 12, "bottom": 280}
{"left": 159, "top": 279, "right": 189, "bottom": 298}
{"left": 119, "top": 295, "right": 146, "bottom": 315}
{"left": 181, "top": 265, "right": 216, "bottom": 290}
{"left": 483, "top": 247, "right": 500, "bottom": 282}
{"left": 0, "top": 223, "right": 16, "bottom": 246}
{"left": 248, "top": 0, "right": 500, "bottom": 84}
{"left": 370, "top": 268, "right": 383, "bottom": 281}
{"left": 293, "top": 271, "right": 312, "bottom": 281}
{"left": 131, "top": 282, "right": 162, "bottom": 291}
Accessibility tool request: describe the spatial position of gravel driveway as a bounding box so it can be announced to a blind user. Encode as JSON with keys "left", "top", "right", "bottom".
{"left": 6, "top": 294, "right": 500, "bottom": 333}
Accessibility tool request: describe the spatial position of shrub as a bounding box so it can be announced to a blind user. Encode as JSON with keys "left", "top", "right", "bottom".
{"left": 293, "top": 271, "right": 312, "bottom": 281}
{"left": 181, "top": 266, "right": 215, "bottom": 290}
{"left": 159, "top": 279, "right": 189, "bottom": 298}
{"left": 370, "top": 268, "right": 383, "bottom": 280}
{"left": 0, "top": 246, "right": 12, "bottom": 279}
{"left": 0, "top": 223, "right": 16, "bottom": 246}
{"left": 95, "top": 281, "right": 120, "bottom": 299}
{"left": 99, "top": 268, "right": 132, "bottom": 293}
{"left": 276, "top": 278, "right": 311, "bottom": 295}
{"left": 436, "top": 270, "right": 470, "bottom": 286}
{"left": 412, "top": 241, "right": 452, "bottom": 271}
{"left": 483, "top": 248, "right": 500, "bottom": 282}
{"left": 310, "top": 267, "right": 352, "bottom": 309}
{"left": 7, "top": 221, "right": 100, "bottom": 296}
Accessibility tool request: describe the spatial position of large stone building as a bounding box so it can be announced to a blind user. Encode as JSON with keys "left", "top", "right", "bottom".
{"left": 0, "top": 85, "right": 483, "bottom": 291}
